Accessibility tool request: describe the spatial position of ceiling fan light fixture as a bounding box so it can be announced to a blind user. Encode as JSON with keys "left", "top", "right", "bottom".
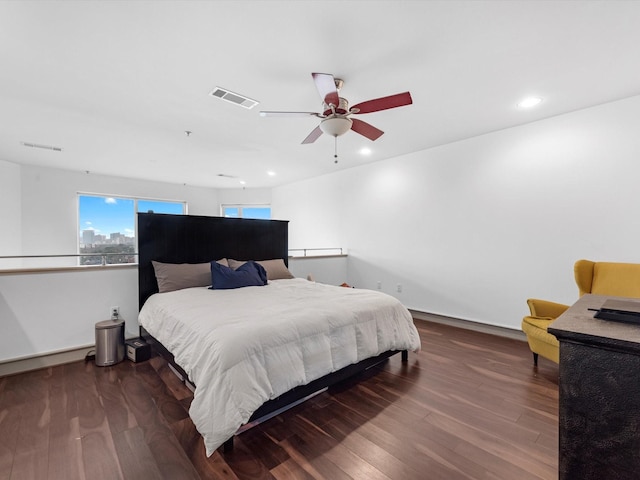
{"left": 262, "top": 73, "right": 411, "bottom": 144}
{"left": 320, "top": 117, "right": 352, "bottom": 137}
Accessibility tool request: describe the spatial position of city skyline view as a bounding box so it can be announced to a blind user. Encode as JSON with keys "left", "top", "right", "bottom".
{"left": 78, "top": 195, "right": 185, "bottom": 264}
{"left": 79, "top": 195, "right": 185, "bottom": 239}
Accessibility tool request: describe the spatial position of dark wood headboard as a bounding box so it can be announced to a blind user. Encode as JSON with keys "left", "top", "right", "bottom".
{"left": 137, "top": 213, "right": 289, "bottom": 310}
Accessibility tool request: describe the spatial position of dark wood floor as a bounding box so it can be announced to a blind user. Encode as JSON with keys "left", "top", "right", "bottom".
{"left": 0, "top": 320, "right": 559, "bottom": 480}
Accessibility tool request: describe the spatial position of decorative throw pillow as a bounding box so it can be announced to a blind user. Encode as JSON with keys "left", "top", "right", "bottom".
{"left": 210, "top": 260, "right": 268, "bottom": 290}
{"left": 256, "top": 259, "right": 295, "bottom": 280}
{"left": 152, "top": 261, "right": 212, "bottom": 293}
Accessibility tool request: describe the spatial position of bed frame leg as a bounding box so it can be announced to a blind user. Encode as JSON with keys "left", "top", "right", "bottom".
{"left": 222, "top": 437, "right": 234, "bottom": 453}
{"left": 401, "top": 350, "right": 408, "bottom": 363}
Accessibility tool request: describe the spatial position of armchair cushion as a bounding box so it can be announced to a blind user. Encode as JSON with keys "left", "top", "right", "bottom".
{"left": 521, "top": 316, "right": 560, "bottom": 363}
{"left": 522, "top": 316, "right": 559, "bottom": 345}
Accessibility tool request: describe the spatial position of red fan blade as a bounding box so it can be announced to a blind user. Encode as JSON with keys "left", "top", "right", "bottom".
{"left": 312, "top": 73, "right": 340, "bottom": 107}
{"left": 351, "top": 92, "right": 412, "bottom": 114}
{"left": 351, "top": 118, "right": 384, "bottom": 141}
{"left": 301, "top": 125, "right": 323, "bottom": 144}
{"left": 259, "top": 111, "right": 321, "bottom": 117}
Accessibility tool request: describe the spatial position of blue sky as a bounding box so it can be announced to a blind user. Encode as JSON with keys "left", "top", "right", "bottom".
{"left": 79, "top": 196, "right": 183, "bottom": 236}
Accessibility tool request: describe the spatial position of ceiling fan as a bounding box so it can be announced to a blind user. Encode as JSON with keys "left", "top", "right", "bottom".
{"left": 259, "top": 73, "right": 413, "bottom": 145}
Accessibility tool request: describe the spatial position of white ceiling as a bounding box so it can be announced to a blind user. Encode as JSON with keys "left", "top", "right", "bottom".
{"left": 1, "top": 1, "right": 640, "bottom": 189}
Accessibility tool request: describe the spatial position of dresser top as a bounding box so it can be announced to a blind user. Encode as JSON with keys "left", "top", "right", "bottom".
{"left": 549, "top": 294, "right": 640, "bottom": 353}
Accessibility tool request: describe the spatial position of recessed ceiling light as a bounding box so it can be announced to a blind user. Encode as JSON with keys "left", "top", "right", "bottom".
{"left": 267, "top": 171, "right": 276, "bottom": 176}
{"left": 359, "top": 147, "right": 372, "bottom": 156}
{"left": 517, "top": 97, "right": 543, "bottom": 109}
{"left": 239, "top": 180, "right": 246, "bottom": 185}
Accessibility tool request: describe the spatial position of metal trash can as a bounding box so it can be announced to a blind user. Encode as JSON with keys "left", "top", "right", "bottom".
{"left": 95, "top": 318, "right": 125, "bottom": 366}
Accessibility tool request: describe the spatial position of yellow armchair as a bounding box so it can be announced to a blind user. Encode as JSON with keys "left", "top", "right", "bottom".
{"left": 522, "top": 259, "right": 640, "bottom": 365}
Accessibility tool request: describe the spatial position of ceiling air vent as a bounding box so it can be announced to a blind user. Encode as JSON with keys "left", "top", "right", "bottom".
{"left": 209, "top": 87, "right": 259, "bottom": 109}
{"left": 21, "top": 141, "right": 63, "bottom": 152}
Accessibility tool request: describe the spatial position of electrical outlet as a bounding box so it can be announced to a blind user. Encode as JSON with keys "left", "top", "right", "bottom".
{"left": 110, "top": 306, "right": 119, "bottom": 318}
{"left": 397, "top": 284, "right": 402, "bottom": 293}
{"left": 377, "top": 281, "right": 382, "bottom": 290}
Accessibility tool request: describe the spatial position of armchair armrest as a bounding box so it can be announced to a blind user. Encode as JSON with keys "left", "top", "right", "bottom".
{"left": 527, "top": 298, "right": 570, "bottom": 318}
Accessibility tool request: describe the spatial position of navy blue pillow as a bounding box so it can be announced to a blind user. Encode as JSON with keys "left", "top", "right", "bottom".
{"left": 210, "top": 260, "right": 267, "bottom": 290}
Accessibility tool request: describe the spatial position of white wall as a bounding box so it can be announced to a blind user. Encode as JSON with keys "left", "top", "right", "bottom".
{"left": 218, "top": 188, "right": 272, "bottom": 212}
{"left": 19, "top": 164, "right": 220, "bottom": 258}
{"left": 0, "top": 160, "right": 22, "bottom": 262}
{"left": 288, "top": 255, "right": 348, "bottom": 286}
{"left": 0, "top": 267, "right": 137, "bottom": 362}
{"left": 0, "top": 165, "right": 221, "bottom": 362}
{"left": 272, "top": 173, "right": 345, "bottom": 250}
{"left": 273, "top": 95, "right": 640, "bottom": 330}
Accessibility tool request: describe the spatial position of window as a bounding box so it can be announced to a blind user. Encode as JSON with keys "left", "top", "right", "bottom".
{"left": 221, "top": 204, "right": 271, "bottom": 220}
{"left": 78, "top": 194, "right": 186, "bottom": 265}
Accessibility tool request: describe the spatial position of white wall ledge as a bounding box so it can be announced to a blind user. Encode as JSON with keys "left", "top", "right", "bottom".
{"left": 0, "top": 263, "right": 137, "bottom": 275}
{"left": 289, "top": 254, "right": 347, "bottom": 260}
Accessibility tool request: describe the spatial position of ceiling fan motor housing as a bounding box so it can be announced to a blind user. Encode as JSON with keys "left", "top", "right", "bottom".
{"left": 323, "top": 97, "right": 349, "bottom": 116}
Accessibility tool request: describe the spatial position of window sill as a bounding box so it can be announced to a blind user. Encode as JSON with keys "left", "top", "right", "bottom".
{"left": 0, "top": 263, "right": 138, "bottom": 275}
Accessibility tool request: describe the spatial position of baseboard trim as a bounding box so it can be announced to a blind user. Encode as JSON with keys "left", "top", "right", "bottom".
{"left": 410, "top": 309, "right": 527, "bottom": 342}
{"left": 0, "top": 344, "right": 95, "bottom": 377}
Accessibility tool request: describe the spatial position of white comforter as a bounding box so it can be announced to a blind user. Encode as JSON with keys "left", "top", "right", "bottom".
{"left": 138, "top": 278, "right": 421, "bottom": 456}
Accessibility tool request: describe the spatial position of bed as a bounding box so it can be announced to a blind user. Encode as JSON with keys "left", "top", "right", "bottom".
{"left": 137, "top": 212, "right": 421, "bottom": 456}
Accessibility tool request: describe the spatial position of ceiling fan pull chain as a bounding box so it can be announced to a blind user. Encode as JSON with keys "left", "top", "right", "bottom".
{"left": 334, "top": 136, "right": 339, "bottom": 163}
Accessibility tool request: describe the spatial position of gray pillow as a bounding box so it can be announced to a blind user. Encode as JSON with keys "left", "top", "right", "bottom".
{"left": 227, "top": 258, "right": 294, "bottom": 280}
{"left": 227, "top": 258, "right": 246, "bottom": 270}
{"left": 152, "top": 260, "right": 226, "bottom": 293}
{"left": 257, "top": 259, "right": 295, "bottom": 280}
